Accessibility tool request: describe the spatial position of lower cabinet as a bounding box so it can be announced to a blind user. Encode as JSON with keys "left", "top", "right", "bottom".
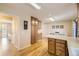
{"left": 48, "top": 38, "right": 56, "bottom": 55}
{"left": 48, "top": 38, "right": 69, "bottom": 56}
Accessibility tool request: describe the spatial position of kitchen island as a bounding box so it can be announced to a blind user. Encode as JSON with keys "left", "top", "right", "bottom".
{"left": 46, "top": 35, "right": 79, "bottom": 56}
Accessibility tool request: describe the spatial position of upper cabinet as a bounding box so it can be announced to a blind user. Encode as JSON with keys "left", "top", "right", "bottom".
{"left": 52, "top": 25, "right": 64, "bottom": 29}
{"left": 60, "top": 25, "right": 64, "bottom": 29}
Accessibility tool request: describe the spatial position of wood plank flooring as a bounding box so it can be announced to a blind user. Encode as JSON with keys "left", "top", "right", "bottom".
{"left": 0, "top": 38, "right": 18, "bottom": 56}
{"left": 0, "top": 38, "right": 53, "bottom": 56}
{"left": 17, "top": 39, "right": 53, "bottom": 56}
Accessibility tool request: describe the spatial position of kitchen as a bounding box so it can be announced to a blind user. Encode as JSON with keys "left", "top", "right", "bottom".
{"left": 41, "top": 4, "right": 79, "bottom": 56}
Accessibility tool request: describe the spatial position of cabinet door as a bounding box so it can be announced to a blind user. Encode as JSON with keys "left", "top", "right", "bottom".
{"left": 56, "top": 39, "right": 66, "bottom": 44}
{"left": 56, "top": 49, "right": 65, "bottom": 56}
{"left": 48, "top": 38, "right": 56, "bottom": 54}
{"left": 56, "top": 42, "right": 65, "bottom": 48}
{"left": 56, "top": 40, "right": 66, "bottom": 56}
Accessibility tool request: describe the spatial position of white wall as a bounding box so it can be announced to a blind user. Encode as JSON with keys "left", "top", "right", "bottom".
{"left": 12, "top": 15, "right": 31, "bottom": 50}
{"left": 42, "top": 23, "right": 49, "bottom": 37}
{"left": 12, "top": 16, "right": 21, "bottom": 50}
{"left": 19, "top": 15, "right": 31, "bottom": 50}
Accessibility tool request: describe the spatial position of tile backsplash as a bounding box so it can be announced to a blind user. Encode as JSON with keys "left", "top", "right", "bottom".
{"left": 49, "top": 31, "right": 66, "bottom": 36}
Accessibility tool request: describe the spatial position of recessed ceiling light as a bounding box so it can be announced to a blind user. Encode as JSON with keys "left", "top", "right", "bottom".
{"left": 30, "top": 3, "right": 41, "bottom": 10}
{"left": 49, "top": 17, "right": 55, "bottom": 21}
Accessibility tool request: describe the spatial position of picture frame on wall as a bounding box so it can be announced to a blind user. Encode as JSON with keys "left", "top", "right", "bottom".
{"left": 24, "top": 21, "right": 28, "bottom": 30}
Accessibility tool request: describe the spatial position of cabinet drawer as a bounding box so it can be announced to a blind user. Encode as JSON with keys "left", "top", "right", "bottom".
{"left": 48, "top": 49, "right": 55, "bottom": 54}
{"left": 56, "top": 39, "right": 66, "bottom": 44}
{"left": 48, "top": 42, "right": 55, "bottom": 49}
{"left": 48, "top": 41, "right": 55, "bottom": 44}
{"left": 48, "top": 44, "right": 55, "bottom": 47}
{"left": 48, "top": 38, "right": 55, "bottom": 41}
{"left": 56, "top": 49, "right": 65, "bottom": 56}
{"left": 48, "top": 38, "right": 56, "bottom": 54}
{"left": 48, "top": 47, "right": 55, "bottom": 51}
{"left": 56, "top": 43, "right": 65, "bottom": 48}
{"left": 48, "top": 45, "right": 55, "bottom": 54}
{"left": 48, "top": 39, "right": 55, "bottom": 45}
{"left": 48, "top": 42, "right": 55, "bottom": 46}
{"left": 56, "top": 46, "right": 65, "bottom": 52}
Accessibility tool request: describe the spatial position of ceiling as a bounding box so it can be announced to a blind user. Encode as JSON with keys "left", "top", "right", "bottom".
{"left": 0, "top": 3, "right": 77, "bottom": 23}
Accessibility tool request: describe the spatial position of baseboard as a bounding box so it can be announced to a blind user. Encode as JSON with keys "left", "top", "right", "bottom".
{"left": 11, "top": 41, "right": 18, "bottom": 50}
{"left": 18, "top": 44, "right": 31, "bottom": 51}
{"left": 11, "top": 40, "right": 31, "bottom": 51}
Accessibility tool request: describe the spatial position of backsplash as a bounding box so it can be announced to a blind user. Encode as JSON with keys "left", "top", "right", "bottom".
{"left": 49, "top": 32, "right": 66, "bottom": 36}
{"left": 49, "top": 29, "right": 67, "bottom": 36}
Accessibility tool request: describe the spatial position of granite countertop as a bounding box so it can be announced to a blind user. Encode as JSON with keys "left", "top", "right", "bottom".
{"left": 46, "top": 35, "right": 79, "bottom": 56}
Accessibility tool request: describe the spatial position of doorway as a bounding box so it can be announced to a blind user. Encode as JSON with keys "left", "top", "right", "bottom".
{"left": 0, "top": 13, "right": 20, "bottom": 55}
{"left": 0, "top": 14, "right": 14, "bottom": 55}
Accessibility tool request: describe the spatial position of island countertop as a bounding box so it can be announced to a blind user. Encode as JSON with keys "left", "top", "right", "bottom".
{"left": 46, "top": 35, "right": 79, "bottom": 56}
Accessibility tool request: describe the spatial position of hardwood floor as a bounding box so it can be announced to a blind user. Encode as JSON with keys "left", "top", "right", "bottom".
{"left": 17, "top": 39, "right": 53, "bottom": 56}
{"left": 0, "top": 38, "right": 17, "bottom": 56}
{"left": 0, "top": 38, "right": 53, "bottom": 56}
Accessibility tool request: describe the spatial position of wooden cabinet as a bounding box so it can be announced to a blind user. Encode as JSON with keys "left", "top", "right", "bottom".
{"left": 31, "top": 16, "right": 42, "bottom": 44}
{"left": 48, "top": 38, "right": 56, "bottom": 54}
{"left": 56, "top": 39, "right": 66, "bottom": 56}
{"left": 56, "top": 39, "right": 66, "bottom": 44}
{"left": 48, "top": 38, "right": 69, "bottom": 56}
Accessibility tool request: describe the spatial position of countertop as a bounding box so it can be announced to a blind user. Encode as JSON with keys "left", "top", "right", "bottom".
{"left": 46, "top": 35, "right": 79, "bottom": 56}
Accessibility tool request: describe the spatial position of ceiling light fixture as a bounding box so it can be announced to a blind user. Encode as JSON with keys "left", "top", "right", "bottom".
{"left": 49, "top": 17, "right": 55, "bottom": 21}
{"left": 30, "top": 3, "right": 41, "bottom": 9}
